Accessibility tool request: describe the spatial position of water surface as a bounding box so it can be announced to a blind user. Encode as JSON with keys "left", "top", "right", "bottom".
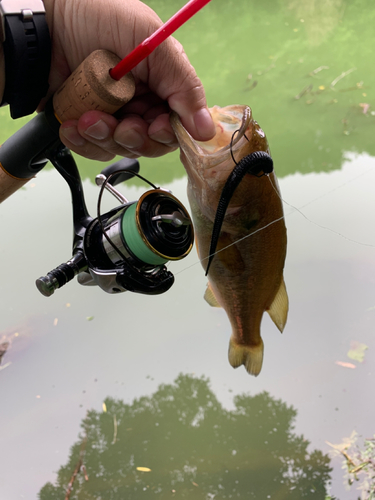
{"left": 1, "top": 1, "right": 375, "bottom": 499}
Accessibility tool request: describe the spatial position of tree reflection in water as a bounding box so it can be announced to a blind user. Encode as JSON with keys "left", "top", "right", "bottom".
{"left": 39, "top": 375, "right": 331, "bottom": 499}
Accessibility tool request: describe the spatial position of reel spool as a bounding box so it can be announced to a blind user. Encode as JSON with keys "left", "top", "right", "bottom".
{"left": 100, "top": 189, "right": 193, "bottom": 267}
{"left": 81, "top": 188, "right": 194, "bottom": 295}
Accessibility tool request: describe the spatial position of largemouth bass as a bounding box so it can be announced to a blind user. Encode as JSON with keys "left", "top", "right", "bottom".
{"left": 170, "top": 105, "right": 288, "bottom": 376}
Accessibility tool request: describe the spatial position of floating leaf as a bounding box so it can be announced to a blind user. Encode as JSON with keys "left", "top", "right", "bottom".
{"left": 136, "top": 467, "right": 151, "bottom": 472}
{"left": 53, "top": 318, "right": 58, "bottom": 326}
{"left": 347, "top": 342, "right": 368, "bottom": 363}
{"left": 359, "top": 103, "right": 370, "bottom": 114}
{"left": 350, "top": 461, "right": 369, "bottom": 474}
{"left": 86, "top": 316, "right": 94, "bottom": 321}
{"left": 102, "top": 402, "right": 107, "bottom": 413}
{"left": 335, "top": 361, "right": 356, "bottom": 369}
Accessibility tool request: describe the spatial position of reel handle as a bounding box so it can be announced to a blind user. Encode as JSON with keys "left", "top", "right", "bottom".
{"left": 36, "top": 252, "right": 87, "bottom": 297}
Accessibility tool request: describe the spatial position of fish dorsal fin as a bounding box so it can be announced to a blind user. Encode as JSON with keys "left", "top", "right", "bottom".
{"left": 204, "top": 283, "right": 221, "bottom": 308}
{"left": 267, "top": 278, "right": 288, "bottom": 333}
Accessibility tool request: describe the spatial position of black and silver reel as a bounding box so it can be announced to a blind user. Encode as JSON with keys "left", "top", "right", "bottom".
{"left": 35, "top": 143, "right": 194, "bottom": 297}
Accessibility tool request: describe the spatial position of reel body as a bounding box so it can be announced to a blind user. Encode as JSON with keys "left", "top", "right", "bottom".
{"left": 35, "top": 143, "right": 194, "bottom": 297}
{"left": 79, "top": 189, "right": 193, "bottom": 295}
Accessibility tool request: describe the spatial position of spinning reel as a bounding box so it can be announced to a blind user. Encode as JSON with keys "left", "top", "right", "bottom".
{"left": 35, "top": 141, "right": 194, "bottom": 297}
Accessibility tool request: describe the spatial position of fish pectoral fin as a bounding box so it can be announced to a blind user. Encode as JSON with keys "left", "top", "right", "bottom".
{"left": 204, "top": 283, "right": 221, "bottom": 307}
{"left": 228, "top": 337, "right": 264, "bottom": 376}
{"left": 267, "top": 278, "right": 289, "bottom": 333}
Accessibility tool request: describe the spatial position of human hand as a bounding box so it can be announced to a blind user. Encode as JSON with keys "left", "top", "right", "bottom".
{"left": 43, "top": 0, "right": 215, "bottom": 161}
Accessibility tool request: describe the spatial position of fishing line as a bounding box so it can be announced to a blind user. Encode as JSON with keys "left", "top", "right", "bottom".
{"left": 230, "top": 129, "right": 248, "bottom": 164}
{"left": 286, "top": 165, "right": 373, "bottom": 213}
{"left": 172, "top": 215, "right": 286, "bottom": 277}
{"left": 267, "top": 169, "right": 375, "bottom": 248}
{"left": 174, "top": 164, "right": 375, "bottom": 277}
{"left": 229, "top": 129, "right": 269, "bottom": 178}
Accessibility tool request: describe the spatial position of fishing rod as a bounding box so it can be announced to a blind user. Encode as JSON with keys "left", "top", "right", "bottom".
{"left": 0, "top": 0, "right": 212, "bottom": 297}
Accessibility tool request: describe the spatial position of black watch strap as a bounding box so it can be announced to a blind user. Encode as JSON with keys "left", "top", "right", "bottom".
{"left": 0, "top": 0, "right": 51, "bottom": 119}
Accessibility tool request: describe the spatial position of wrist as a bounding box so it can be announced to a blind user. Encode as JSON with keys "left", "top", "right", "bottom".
{"left": 0, "top": 0, "right": 51, "bottom": 118}
{"left": 41, "top": 0, "right": 54, "bottom": 30}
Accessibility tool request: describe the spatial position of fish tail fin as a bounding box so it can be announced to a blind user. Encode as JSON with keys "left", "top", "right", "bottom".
{"left": 228, "top": 337, "right": 264, "bottom": 376}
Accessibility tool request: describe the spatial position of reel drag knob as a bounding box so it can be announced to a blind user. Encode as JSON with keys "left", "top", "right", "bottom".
{"left": 130, "top": 189, "right": 194, "bottom": 264}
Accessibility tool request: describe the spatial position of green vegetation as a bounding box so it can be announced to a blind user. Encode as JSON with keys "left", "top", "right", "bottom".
{"left": 327, "top": 431, "right": 375, "bottom": 500}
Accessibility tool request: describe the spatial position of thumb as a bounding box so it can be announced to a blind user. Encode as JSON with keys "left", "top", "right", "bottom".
{"left": 148, "top": 37, "right": 215, "bottom": 141}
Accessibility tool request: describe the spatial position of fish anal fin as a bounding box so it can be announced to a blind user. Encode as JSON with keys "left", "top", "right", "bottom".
{"left": 228, "top": 337, "right": 264, "bottom": 376}
{"left": 267, "top": 278, "right": 289, "bottom": 333}
{"left": 204, "top": 283, "right": 221, "bottom": 307}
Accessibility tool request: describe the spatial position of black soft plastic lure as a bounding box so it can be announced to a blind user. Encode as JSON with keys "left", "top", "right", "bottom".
{"left": 205, "top": 149, "right": 273, "bottom": 275}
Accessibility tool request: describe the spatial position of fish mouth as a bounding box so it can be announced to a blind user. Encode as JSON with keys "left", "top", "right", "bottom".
{"left": 170, "top": 105, "right": 253, "bottom": 166}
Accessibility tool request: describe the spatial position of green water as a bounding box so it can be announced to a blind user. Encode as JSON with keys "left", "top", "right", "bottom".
{"left": 1, "top": 0, "right": 375, "bottom": 499}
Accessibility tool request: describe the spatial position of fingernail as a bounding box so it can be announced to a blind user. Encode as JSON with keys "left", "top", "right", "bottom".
{"left": 115, "top": 130, "right": 144, "bottom": 149}
{"left": 194, "top": 108, "right": 215, "bottom": 139}
{"left": 149, "top": 130, "right": 176, "bottom": 145}
{"left": 85, "top": 120, "right": 110, "bottom": 140}
{"left": 60, "top": 126, "right": 86, "bottom": 147}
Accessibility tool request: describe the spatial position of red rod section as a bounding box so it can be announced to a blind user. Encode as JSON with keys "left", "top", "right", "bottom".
{"left": 110, "top": 0, "right": 212, "bottom": 80}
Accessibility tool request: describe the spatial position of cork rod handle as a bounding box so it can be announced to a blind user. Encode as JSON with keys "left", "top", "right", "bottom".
{"left": 53, "top": 50, "right": 136, "bottom": 122}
